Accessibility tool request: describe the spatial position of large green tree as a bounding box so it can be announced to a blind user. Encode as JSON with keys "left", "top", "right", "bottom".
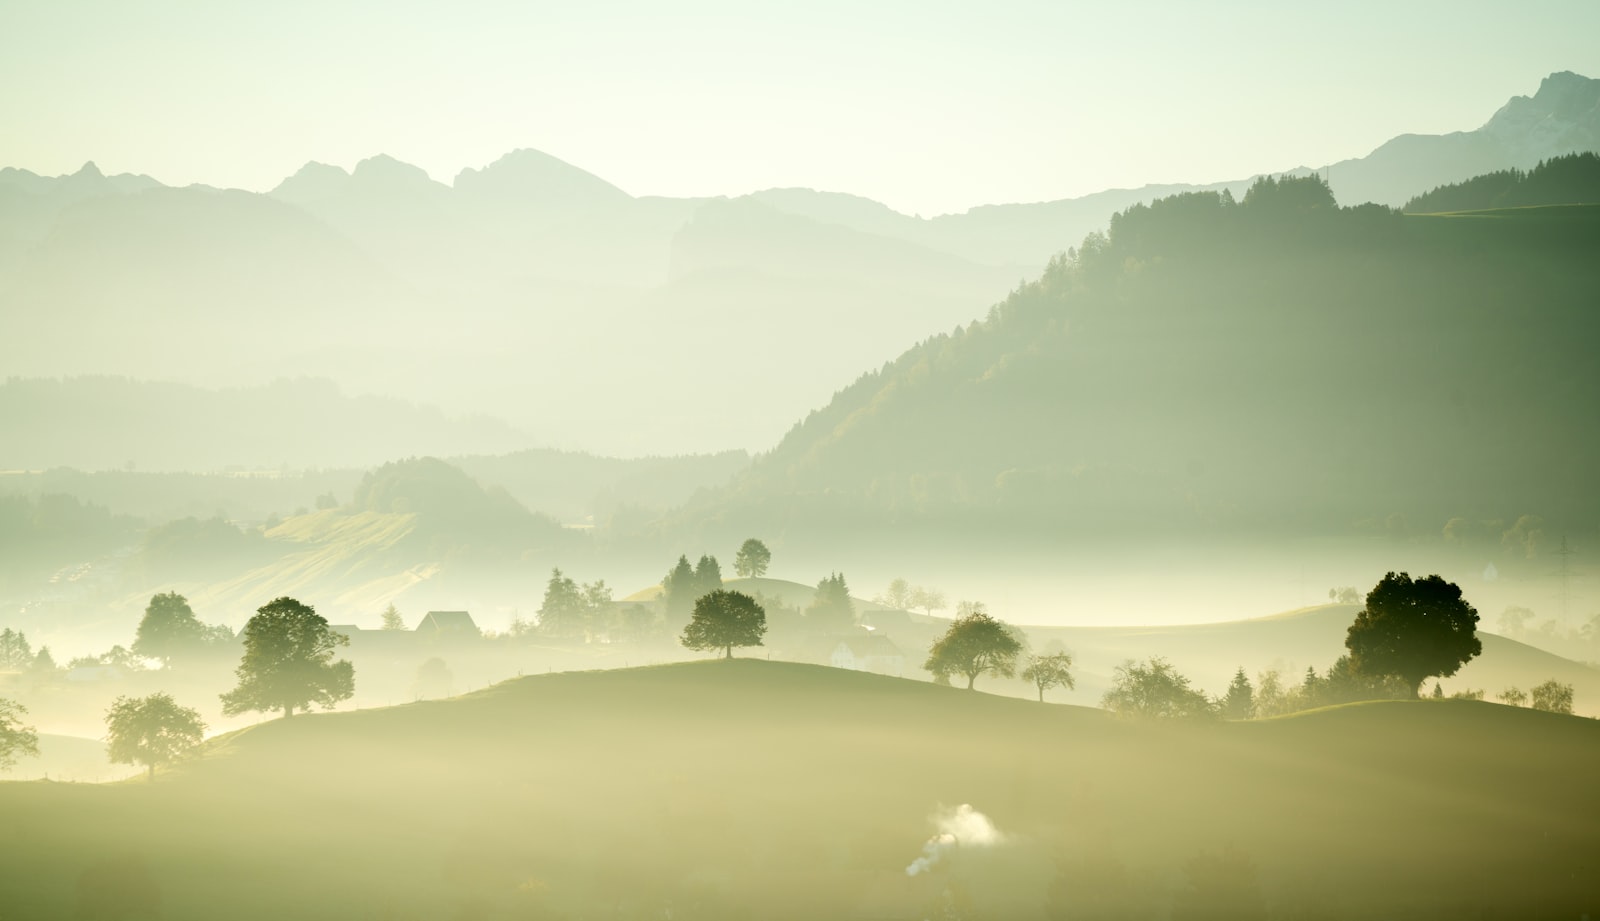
{"left": 680, "top": 590, "right": 766, "bottom": 658}
{"left": 105, "top": 693, "right": 207, "bottom": 780}
{"left": 1345, "top": 572, "right": 1481, "bottom": 697}
{"left": 0, "top": 697, "right": 39, "bottom": 771}
{"left": 733, "top": 538, "right": 771, "bottom": 578}
{"left": 132, "top": 591, "right": 208, "bottom": 667}
{"left": 1102, "top": 657, "right": 1215, "bottom": 719}
{"left": 220, "top": 597, "right": 355, "bottom": 719}
{"left": 924, "top": 608, "right": 1023, "bottom": 690}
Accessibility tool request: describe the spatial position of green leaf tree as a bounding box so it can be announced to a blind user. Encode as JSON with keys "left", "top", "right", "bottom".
{"left": 680, "top": 590, "right": 767, "bottom": 658}
{"left": 1102, "top": 657, "right": 1215, "bottom": 719}
{"left": 880, "top": 578, "right": 912, "bottom": 611}
{"left": 538, "top": 568, "right": 590, "bottom": 639}
{"left": 924, "top": 607, "right": 1024, "bottom": 690}
{"left": 0, "top": 698, "right": 40, "bottom": 771}
{"left": 1530, "top": 680, "right": 1574, "bottom": 714}
{"left": 1021, "top": 652, "right": 1076, "bottom": 702}
{"left": 1345, "top": 572, "right": 1482, "bottom": 697}
{"left": 806, "top": 573, "right": 857, "bottom": 633}
{"left": 105, "top": 693, "right": 206, "bottom": 781}
{"left": 1221, "top": 668, "right": 1255, "bottom": 719}
{"left": 220, "top": 597, "right": 355, "bottom": 719}
{"left": 0, "top": 628, "right": 33, "bottom": 670}
{"left": 132, "top": 592, "right": 208, "bottom": 667}
{"left": 733, "top": 538, "right": 772, "bottom": 579}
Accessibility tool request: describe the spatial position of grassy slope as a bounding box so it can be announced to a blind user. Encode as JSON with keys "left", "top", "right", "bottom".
{"left": 2, "top": 660, "right": 1596, "bottom": 920}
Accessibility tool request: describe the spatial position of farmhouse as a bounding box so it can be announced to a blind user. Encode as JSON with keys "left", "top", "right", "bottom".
{"left": 830, "top": 635, "right": 905, "bottom": 676}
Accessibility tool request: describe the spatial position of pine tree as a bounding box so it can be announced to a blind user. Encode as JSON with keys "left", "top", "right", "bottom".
{"left": 1221, "top": 668, "right": 1255, "bottom": 719}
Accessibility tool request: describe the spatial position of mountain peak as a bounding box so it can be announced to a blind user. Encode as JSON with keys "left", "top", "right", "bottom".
{"left": 453, "top": 148, "right": 631, "bottom": 206}
{"left": 72, "top": 160, "right": 104, "bottom": 180}
{"left": 351, "top": 154, "right": 442, "bottom": 189}
{"left": 269, "top": 161, "right": 351, "bottom": 203}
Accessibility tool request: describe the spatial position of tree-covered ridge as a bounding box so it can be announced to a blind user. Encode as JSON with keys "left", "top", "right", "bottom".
{"left": 1403, "top": 152, "right": 1600, "bottom": 213}
{"left": 693, "top": 174, "right": 1599, "bottom": 539}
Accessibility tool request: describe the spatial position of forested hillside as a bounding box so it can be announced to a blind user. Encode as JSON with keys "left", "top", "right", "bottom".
{"left": 1404, "top": 151, "right": 1600, "bottom": 212}
{"left": 680, "top": 176, "right": 1600, "bottom": 542}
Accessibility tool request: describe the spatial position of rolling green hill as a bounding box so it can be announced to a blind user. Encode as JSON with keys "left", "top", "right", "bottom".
{"left": 1, "top": 660, "right": 1594, "bottom": 920}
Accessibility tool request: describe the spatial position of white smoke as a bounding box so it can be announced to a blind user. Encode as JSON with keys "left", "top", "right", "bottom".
{"left": 905, "top": 804, "right": 1006, "bottom": 876}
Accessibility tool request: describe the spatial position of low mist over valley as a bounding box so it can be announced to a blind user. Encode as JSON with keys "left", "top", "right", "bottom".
{"left": 2, "top": 8, "right": 1599, "bottom": 918}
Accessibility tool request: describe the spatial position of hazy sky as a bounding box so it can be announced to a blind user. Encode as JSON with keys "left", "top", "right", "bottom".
{"left": 3, "top": 0, "right": 1598, "bottom": 216}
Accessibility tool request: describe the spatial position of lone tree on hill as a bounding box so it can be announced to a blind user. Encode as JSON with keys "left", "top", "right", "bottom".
{"left": 924, "top": 608, "right": 1024, "bottom": 690}
{"left": 1021, "top": 652, "right": 1076, "bottom": 702}
{"left": 220, "top": 597, "right": 355, "bottom": 719}
{"left": 1344, "top": 572, "right": 1481, "bottom": 698}
{"left": 0, "top": 697, "right": 39, "bottom": 771}
{"left": 733, "top": 538, "right": 772, "bottom": 579}
{"left": 105, "top": 693, "right": 206, "bottom": 781}
{"left": 132, "top": 592, "right": 208, "bottom": 667}
{"left": 680, "top": 590, "right": 767, "bottom": 658}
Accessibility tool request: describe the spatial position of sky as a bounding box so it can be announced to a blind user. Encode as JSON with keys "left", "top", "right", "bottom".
{"left": 2, "top": 0, "right": 1599, "bottom": 216}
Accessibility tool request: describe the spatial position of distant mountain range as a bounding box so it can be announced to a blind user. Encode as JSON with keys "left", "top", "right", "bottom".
{"left": 1, "top": 71, "right": 1594, "bottom": 458}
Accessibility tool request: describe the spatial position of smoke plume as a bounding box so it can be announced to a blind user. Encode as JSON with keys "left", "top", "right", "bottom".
{"left": 905, "top": 804, "right": 1005, "bottom": 876}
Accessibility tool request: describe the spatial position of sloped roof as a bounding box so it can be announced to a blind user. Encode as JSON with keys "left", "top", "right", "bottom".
{"left": 834, "top": 635, "right": 903, "bottom": 658}
{"left": 416, "top": 611, "right": 479, "bottom": 634}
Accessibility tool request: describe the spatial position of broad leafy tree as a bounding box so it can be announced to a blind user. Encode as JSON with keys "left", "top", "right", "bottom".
{"left": 681, "top": 590, "right": 766, "bottom": 658}
{"left": 132, "top": 592, "right": 208, "bottom": 667}
{"left": 1102, "top": 657, "right": 1214, "bottom": 719}
{"left": 220, "top": 597, "right": 355, "bottom": 719}
{"left": 1345, "top": 572, "right": 1481, "bottom": 697}
{"left": 0, "top": 698, "right": 39, "bottom": 770}
{"left": 733, "top": 539, "right": 771, "bottom": 578}
{"left": 105, "top": 693, "right": 206, "bottom": 780}
{"left": 1530, "top": 680, "right": 1574, "bottom": 714}
{"left": 909, "top": 586, "right": 947, "bottom": 617}
{"left": 924, "top": 608, "right": 1024, "bottom": 690}
{"left": 881, "top": 578, "right": 912, "bottom": 611}
{"left": 1021, "top": 652, "right": 1076, "bottom": 702}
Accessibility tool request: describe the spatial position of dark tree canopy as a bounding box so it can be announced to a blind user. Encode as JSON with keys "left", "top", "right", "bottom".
{"left": 680, "top": 590, "right": 766, "bottom": 658}
{"left": 105, "top": 693, "right": 207, "bottom": 780}
{"left": 220, "top": 597, "right": 355, "bottom": 718}
{"left": 733, "top": 538, "right": 771, "bottom": 578}
{"left": 132, "top": 592, "right": 208, "bottom": 666}
{"left": 1345, "top": 572, "right": 1481, "bottom": 697}
{"left": 924, "top": 609, "right": 1024, "bottom": 690}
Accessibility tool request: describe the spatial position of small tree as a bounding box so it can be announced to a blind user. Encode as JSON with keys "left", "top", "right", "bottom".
{"left": 132, "top": 592, "right": 208, "bottom": 667}
{"left": 0, "top": 628, "right": 33, "bottom": 670}
{"left": 924, "top": 608, "right": 1024, "bottom": 690}
{"left": 538, "top": 568, "right": 590, "bottom": 640}
{"left": 380, "top": 604, "right": 406, "bottom": 631}
{"left": 881, "top": 578, "right": 912, "bottom": 611}
{"left": 733, "top": 539, "right": 771, "bottom": 579}
{"left": 1529, "top": 680, "right": 1574, "bottom": 714}
{"left": 680, "top": 590, "right": 766, "bottom": 658}
{"left": 0, "top": 698, "right": 40, "bottom": 771}
{"left": 220, "top": 597, "right": 355, "bottom": 719}
{"left": 105, "top": 693, "right": 207, "bottom": 781}
{"left": 1221, "top": 668, "right": 1255, "bottom": 719}
{"left": 1102, "top": 658, "right": 1214, "bottom": 719}
{"left": 909, "top": 586, "right": 947, "bottom": 617}
{"left": 1021, "top": 652, "right": 1076, "bottom": 702}
{"left": 806, "top": 573, "right": 856, "bottom": 633}
{"left": 1498, "top": 686, "right": 1528, "bottom": 707}
{"left": 1345, "top": 572, "right": 1481, "bottom": 697}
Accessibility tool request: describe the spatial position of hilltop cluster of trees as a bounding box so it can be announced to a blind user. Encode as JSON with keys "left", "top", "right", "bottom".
{"left": 1404, "top": 152, "right": 1600, "bottom": 213}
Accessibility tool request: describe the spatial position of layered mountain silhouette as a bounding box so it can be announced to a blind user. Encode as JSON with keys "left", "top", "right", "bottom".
{"left": 1, "top": 72, "right": 1594, "bottom": 458}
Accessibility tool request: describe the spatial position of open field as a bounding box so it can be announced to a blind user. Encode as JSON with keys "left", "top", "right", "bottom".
{"left": 2, "top": 660, "right": 1596, "bottom": 920}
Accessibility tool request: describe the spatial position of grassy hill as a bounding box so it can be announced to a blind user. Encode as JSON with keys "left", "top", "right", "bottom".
{"left": 1, "top": 660, "right": 1595, "bottom": 920}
